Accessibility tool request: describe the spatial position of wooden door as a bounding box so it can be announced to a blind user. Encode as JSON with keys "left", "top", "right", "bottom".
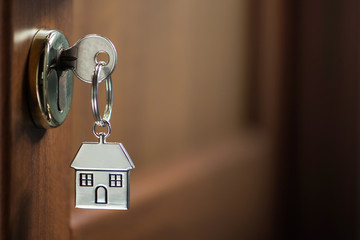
{"left": 3, "top": 1, "right": 359, "bottom": 239}
{"left": 0, "top": 0, "right": 73, "bottom": 239}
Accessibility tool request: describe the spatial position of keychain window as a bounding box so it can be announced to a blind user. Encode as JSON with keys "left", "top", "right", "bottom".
{"left": 80, "top": 173, "right": 93, "bottom": 186}
{"left": 109, "top": 174, "right": 122, "bottom": 187}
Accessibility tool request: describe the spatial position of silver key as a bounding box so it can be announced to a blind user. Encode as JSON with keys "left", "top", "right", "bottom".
{"left": 59, "top": 34, "right": 117, "bottom": 83}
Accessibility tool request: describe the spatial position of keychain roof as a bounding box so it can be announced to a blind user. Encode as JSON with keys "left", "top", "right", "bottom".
{"left": 71, "top": 140, "right": 135, "bottom": 171}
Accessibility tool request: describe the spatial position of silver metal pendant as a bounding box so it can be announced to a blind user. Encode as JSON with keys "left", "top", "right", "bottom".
{"left": 70, "top": 55, "right": 135, "bottom": 210}
{"left": 71, "top": 135, "right": 135, "bottom": 210}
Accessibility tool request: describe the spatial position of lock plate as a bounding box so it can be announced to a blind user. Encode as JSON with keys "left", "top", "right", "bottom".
{"left": 28, "top": 30, "right": 74, "bottom": 128}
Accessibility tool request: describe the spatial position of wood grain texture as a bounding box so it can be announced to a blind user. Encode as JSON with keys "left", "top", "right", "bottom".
{"left": 0, "top": 0, "right": 73, "bottom": 239}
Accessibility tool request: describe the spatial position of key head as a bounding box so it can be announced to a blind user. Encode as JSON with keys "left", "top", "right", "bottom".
{"left": 72, "top": 34, "right": 117, "bottom": 83}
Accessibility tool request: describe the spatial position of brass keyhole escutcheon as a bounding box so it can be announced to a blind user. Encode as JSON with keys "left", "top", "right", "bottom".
{"left": 28, "top": 30, "right": 74, "bottom": 128}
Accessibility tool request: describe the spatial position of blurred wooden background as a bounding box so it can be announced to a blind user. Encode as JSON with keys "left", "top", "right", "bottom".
{"left": 69, "top": 0, "right": 360, "bottom": 239}
{"left": 70, "top": 0, "right": 247, "bottom": 172}
{"left": 69, "top": 0, "right": 277, "bottom": 239}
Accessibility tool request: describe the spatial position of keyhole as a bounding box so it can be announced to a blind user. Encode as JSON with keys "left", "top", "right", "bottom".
{"left": 95, "top": 51, "right": 110, "bottom": 65}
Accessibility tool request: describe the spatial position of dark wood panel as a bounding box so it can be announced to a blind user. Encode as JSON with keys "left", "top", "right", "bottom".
{"left": 284, "top": 0, "right": 360, "bottom": 238}
{"left": 0, "top": 0, "right": 73, "bottom": 239}
{"left": 247, "top": 0, "right": 360, "bottom": 238}
{"left": 0, "top": 0, "right": 12, "bottom": 239}
{"left": 248, "top": 1, "right": 289, "bottom": 238}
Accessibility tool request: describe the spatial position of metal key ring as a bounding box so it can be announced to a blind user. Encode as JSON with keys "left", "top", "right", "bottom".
{"left": 91, "top": 62, "right": 113, "bottom": 126}
{"left": 93, "top": 119, "right": 111, "bottom": 138}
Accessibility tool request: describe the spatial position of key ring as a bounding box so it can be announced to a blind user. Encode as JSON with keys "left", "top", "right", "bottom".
{"left": 91, "top": 62, "right": 113, "bottom": 126}
{"left": 93, "top": 119, "right": 111, "bottom": 139}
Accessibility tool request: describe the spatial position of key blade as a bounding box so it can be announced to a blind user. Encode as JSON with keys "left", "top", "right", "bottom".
{"left": 58, "top": 47, "right": 78, "bottom": 71}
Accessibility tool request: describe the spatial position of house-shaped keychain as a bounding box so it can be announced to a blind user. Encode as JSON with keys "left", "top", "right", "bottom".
{"left": 71, "top": 136, "right": 135, "bottom": 210}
